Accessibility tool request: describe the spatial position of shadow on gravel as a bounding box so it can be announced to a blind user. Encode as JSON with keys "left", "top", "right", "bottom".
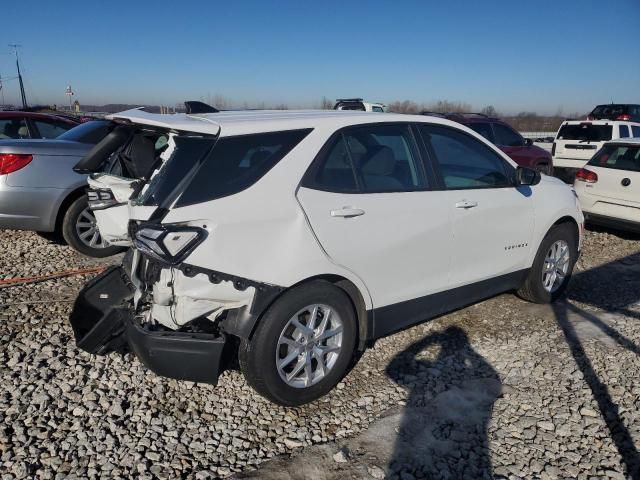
{"left": 385, "top": 326, "right": 501, "bottom": 479}
{"left": 552, "top": 251, "right": 640, "bottom": 478}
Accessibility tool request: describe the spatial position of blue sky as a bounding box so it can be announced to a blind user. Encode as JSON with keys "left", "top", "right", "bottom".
{"left": 1, "top": 0, "right": 638, "bottom": 114}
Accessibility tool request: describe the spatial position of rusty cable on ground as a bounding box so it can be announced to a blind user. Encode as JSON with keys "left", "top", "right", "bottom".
{"left": 0, "top": 266, "right": 107, "bottom": 288}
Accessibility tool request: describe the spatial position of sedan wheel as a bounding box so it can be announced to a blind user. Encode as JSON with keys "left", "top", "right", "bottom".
{"left": 75, "top": 207, "right": 108, "bottom": 250}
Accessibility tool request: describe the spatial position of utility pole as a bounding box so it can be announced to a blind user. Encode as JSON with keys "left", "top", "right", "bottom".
{"left": 9, "top": 44, "right": 27, "bottom": 109}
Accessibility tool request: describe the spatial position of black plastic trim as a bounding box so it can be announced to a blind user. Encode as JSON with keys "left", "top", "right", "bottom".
{"left": 584, "top": 213, "right": 640, "bottom": 233}
{"left": 124, "top": 316, "right": 226, "bottom": 385}
{"left": 369, "top": 269, "right": 528, "bottom": 339}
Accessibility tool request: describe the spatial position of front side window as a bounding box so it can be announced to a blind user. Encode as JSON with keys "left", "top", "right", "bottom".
{"left": 173, "top": 129, "right": 312, "bottom": 207}
{"left": 34, "top": 120, "right": 72, "bottom": 139}
{"left": 619, "top": 125, "right": 630, "bottom": 138}
{"left": 420, "top": 125, "right": 512, "bottom": 189}
{"left": 0, "top": 118, "right": 29, "bottom": 139}
{"left": 492, "top": 123, "right": 524, "bottom": 147}
{"left": 632, "top": 126, "right": 640, "bottom": 137}
{"left": 589, "top": 145, "right": 640, "bottom": 172}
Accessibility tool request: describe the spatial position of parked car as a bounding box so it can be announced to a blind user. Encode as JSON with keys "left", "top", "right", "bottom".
{"left": 574, "top": 138, "right": 640, "bottom": 232}
{"left": 334, "top": 98, "right": 386, "bottom": 112}
{"left": 0, "top": 111, "right": 78, "bottom": 140}
{"left": 552, "top": 119, "right": 640, "bottom": 182}
{"left": 0, "top": 120, "right": 122, "bottom": 257}
{"left": 588, "top": 104, "right": 640, "bottom": 123}
{"left": 70, "top": 109, "right": 583, "bottom": 406}
{"left": 422, "top": 113, "right": 553, "bottom": 174}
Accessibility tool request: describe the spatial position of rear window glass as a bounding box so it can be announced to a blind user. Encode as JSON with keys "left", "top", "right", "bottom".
{"left": 557, "top": 124, "right": 613, "bottom": 142}
{"left": 58, "top": 120, "right": 113, "bottom": 144}
{"left": 173, "top": 129, "right": 312, "bottom": 207}
{"left": 588, "top": 145, "right": 640, "bottom": 173}
{"left": 590, "top": 105, "right": 629, "bottom": 118}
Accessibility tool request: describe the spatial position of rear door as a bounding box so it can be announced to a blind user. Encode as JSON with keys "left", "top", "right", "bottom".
{"left": 297, "top": 123, "right": 453, "bottom": 332}
{"left": 417, "top": 124, "right": 535, "bottom": 287}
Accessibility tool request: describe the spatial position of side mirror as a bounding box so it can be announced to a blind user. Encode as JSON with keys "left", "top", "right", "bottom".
{"left": 524, "top": 138, "right": 533, "bottom": 146}
{"left": 516, "top": 166, "right": 541, "bottom": 186}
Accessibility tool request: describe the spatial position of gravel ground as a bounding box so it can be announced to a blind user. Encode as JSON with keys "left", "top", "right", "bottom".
{"left": 1, "top": 228, "right": 639, "bottom": 479}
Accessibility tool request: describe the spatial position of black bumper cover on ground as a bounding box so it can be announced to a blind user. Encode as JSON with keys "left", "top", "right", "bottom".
{"left": 69, "top": 265, "right": 227, "bottom": 385}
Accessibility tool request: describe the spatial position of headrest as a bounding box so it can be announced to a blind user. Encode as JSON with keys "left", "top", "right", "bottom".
{"left": 361, "top": 146, "right": 395, "bottom": 176}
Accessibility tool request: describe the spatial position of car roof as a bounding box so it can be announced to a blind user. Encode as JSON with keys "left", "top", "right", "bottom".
{"left": 107, "top": 109, "right": 464, "bottom": 136}
{"left": 0, "top": 111, "right": 77, "bottom": 123}
{"left": 561, "top": 119, "right": 640, "bottom": 126}
{"left": 606, "top": 137, "right": 640, "bottom": 146}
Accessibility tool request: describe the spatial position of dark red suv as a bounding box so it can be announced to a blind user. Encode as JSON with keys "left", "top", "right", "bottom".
{"left": 421, "top": 112, "right": 553, "bottom": 175}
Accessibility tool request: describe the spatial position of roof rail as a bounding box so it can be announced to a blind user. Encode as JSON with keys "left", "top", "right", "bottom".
{"left": 420, "top": 111, "right": 447, "bottom": 117}
{"left": 335, "top": 98, "right": 364, "bottom": 103}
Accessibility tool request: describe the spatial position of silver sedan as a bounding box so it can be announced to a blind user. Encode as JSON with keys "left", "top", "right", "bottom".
{"left": 0, "top": 120, "right": 123, "bottom": 257}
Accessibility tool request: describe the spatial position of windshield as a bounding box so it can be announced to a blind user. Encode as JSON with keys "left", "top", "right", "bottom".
{"left": 58, "top": 120, "right": 113, "bottom": 144}
{"left": 588, "top": 144, "right": 640, "bottom": 173}
{"left": 557, "top": 124, "right": 613, "bottom": 142}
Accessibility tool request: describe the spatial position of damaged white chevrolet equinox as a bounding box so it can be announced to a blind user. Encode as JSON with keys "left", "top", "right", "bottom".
{"left": 70, "top": 110, "right": 583, "bottom": 406}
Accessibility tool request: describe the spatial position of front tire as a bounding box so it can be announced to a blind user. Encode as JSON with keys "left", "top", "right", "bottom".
{"left": 518, "top": 222, "right": 577, "bottom": 303}
{"left": 239, "top": 280, "right": 357, "bottom": 406}
{"left": 61, "top": 196, "right": 123, "bottom": 258}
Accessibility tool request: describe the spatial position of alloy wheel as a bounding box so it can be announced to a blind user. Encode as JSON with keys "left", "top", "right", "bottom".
{"left": 276, "top": 304, "right": 343, "bottom": 388}
{"left": 542, "top": 239, "right": 570, "bottom": 293}
{"left": 75, "top": 207, "right": 108, "bottom": 249}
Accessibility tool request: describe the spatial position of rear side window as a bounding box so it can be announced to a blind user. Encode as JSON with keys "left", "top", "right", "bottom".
{"left": 492, "top": 123, "right": 524, "bottom": 147}
{"left": 306, "top": 124, "right": 428, "bottom": 193}
{"left": 557, "top": 124, "right": 613, "bottom": 142}
{"left": 633, "top": 126, "right": 640, "bottom": 137}
{"left": 619, "top": 125, "right": 630, "bottom": 138}
{"left": 420, "top": 125, "right": 512, "bottom": 189}
{"left": 589, "top": 145, "right": 640, "bottom": 172}
{"left": 174, "top": 129, "right": 312, "bottom": 207}
{"left": 34, "top": 120, "right": 72, "bottom": 139}
{"left": 467, "top": 122, "right": 494, "bottom": 143}
{"left": 58, "top": 120, "right": 112, "bottom": 144}
{"left": 0, "top": 118, "right": 29, "bottom": 139}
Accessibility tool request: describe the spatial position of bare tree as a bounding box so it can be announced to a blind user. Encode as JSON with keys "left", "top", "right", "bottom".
{"left": 480, "top": 105, "right": 498, "bottom": 117}
{"left": 320, "top": 96, "right": 333, "bottom": 110}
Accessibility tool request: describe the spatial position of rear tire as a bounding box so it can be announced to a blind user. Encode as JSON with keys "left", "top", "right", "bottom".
{"left": 239, "top": 280, "right": 357, "bottom": 406}
{"left": 61, "top": 196, "right": 123, "bottom": 258}
{"left": 518, "top": 223, "right": 577, "bottom": 303}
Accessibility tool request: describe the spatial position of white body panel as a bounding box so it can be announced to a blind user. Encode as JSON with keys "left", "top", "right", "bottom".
{"left": 297, "top": 187, "right": 452, "bottom": 309}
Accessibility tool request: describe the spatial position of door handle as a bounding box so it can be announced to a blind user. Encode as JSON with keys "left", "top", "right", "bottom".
{"left": 331, "top": 207, "right": 365, "bottom": 218}
{"left": 455, "top": 200, "right": 478, "bottom": 209}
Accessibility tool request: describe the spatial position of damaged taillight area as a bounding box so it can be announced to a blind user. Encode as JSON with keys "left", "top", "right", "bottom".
{"left": 132, "top": 223, "right": 207, "bottom": 266}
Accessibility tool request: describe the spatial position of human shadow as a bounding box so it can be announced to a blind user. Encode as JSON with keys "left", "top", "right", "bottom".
{"left": 385, "top": 326, "right": 501, "bottom": 479}
{"left": 551, "top": 251, "right": 640, "bottom": 478}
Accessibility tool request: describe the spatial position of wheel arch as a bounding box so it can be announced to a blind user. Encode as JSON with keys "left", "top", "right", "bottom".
{"left": 53, "top": 186, "right": 87, "bottom": 234}
{"left": 239, "top": 274, "right": 371, "bottom": 351}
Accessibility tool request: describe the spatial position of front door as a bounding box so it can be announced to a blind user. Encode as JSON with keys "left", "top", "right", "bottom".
{"left": 418, "top": 124, "right": 535, "bottom": 288}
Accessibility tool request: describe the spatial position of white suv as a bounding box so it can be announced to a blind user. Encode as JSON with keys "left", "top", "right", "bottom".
{"left": 552, "top": 119, "right": 640, "bottom": 180}
{"left": 574, "top": 138, "right": 640, "bottom": 232}
{"left": 70, "top": 110, "right": 583, "bottom": 406}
